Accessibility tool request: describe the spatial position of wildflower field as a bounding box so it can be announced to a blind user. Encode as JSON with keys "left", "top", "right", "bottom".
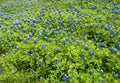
{"left": 0, "top": 0, "right": 120, "bottom": 83}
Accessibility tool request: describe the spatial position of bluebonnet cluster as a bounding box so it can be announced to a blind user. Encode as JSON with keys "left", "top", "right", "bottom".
{"left": 0, "top": 0, "right": 120, "bottom": 82}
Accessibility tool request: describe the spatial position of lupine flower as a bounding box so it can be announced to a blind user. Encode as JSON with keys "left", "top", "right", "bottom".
{"left": 29, "top": 33, "right": 33, "bottom": 39}
{"left": 34, "top": 49, "right": 38, "bottom": 54}
{"left": 56, "top": 59, "right": 61, "bottom": 63}
{"left": 56, "top": 47, "right": 60, "bottom": 52}
{"left": 42, "top": 44, "right": 46, "bottom": 49}
{"left": 114, "top": 74, "right": 119, "bottom": 79}
{"left": 110, "top": 48, "right": 117, "bottom": 54}
{"left": 23, "top": 51, "right": 28, "bottom": 55}
{"left": 108, "top": 23, "right": 112, "bottom": 28}
{"left": 30, "top": 54, "right": 34, "bottom": 58}
{"left": 0, "top": 69, "right": 3, "bottom": 74}
{"left": 100, "top": 70, "right": 104, "bottom": 76}
{"left": 40, "top": 62, "right": 44, "bottom": 66}
{"left": 99, "top": 42, "right": 104, "bottom": 48}
{"left": 32, "top": 70, "right": 36, "bottom": 75}
{"left": 90, "top": 50, "right": 94, "bottom": 57}
{"left": 23, "top": 39, "right": 28, "bottom": 43}
{"left": 101, "top": 79, "right": 105, "bottom": 83}
{"left": 99, "top": 18, "right": 102, "bottom": 23}
{"left": 16, "top": 46, "right": 20, "bottom": 50}
{"left": 84, "top": 46, "right": 89, "bottom": 50}
{"left": 81, "top": 54, "right": 85, "bottom": 59}
{"left": 96, "top": 24, "right": 98, "bottom": 28}
{"left": 34, "top": 40, "right": 37, "bottom": 44}
{"left": 62, "top": 75, "right": 71, "bottom": 83}
{"left": 117, "top": 45, "right": 120, "bottom": 50}
{"left": 39, "top": 77, "right": 44, "bottom": 81}
{"left": 89, "top": 71, "right": 93, "bottom": 75}
{"left": 93, "top": 37, "right": 96, "bottom": 42}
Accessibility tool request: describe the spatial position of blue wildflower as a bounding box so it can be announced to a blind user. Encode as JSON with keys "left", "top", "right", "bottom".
{"left": 110, "top": 48, "right": 117, "bottom": 54}
{"left": 108, "top": 23, "right": 112, "bottom": 28}
{"left": 42, "top": 44, "right": 46, "bottom": 49}
{"left": 16, "top": 46, "right": 20, "bottom": 50}
{"left": 0, "top": 69, "right": 3, "bottom": 74}
{"left": 34, "top": 40, "right": 37, "bottom": 44}
{"left": 62, "top": 75, "right": 71, "bottom": 83}
{"left": 114, "top": 74, "right": 119, "bottom": 79}
{"left": 99, "top": 42, "right": 104, "bottom": 48}
{"left": 100, "top": 70, "right": 104, "bottom": 76}
{"left": 117, "top": 45, "right": 120, "bottom": 50}
{"left": 89, "top": 71, "right": 93, "bottom": 75}
{"left": 90, "top": 50, "right": 94, "bottom": 57}
{"left": 85, "top": 46, "right": 89, "bottom": 50}
{"left": 39, "top": 77, "right": 44, "bottom": 81}
{"left": 40, "top": 62, "right": 44, "bottom": 66}
{"left": 56, "top": 47, "right": 61, "bottom": 52}
{"left": 29, "top": 33, "right": 33, "bottom": 39}
{"left": 101, "top": 79, "right": 105, "bottom": 83}
{"left": 32, "top": 70, "right": 36, "bottom": 75}
{"left": 30, "top": 54, "right": 34, "bottom": 59}
{"left": 23, "top": 51, "right": 28, "bottom": 55}
{"left": 56, "top": 59, "right": 61, "bottom": 63}
{"left": 81, "top": 54, "right": 85, "bottom": 59}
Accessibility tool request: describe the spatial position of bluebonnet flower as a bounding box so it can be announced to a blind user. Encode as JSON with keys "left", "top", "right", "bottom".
{"left": 56, "top": 47, "right": 61, "bottom": 52}
{"left": 114, "top": 74, "right": 119, "bottom": 79}
{"left": 63, "top": 40, "right": 66, "bottom": 45}
{"left": 81, "top": 54, "right": 85, "bottom": 59}
{"left": 10, "top": 30, "right": 14, "bottom": 35}
{"left": 107, "top": 15, "right": 110, "bottom": 19}
{"left": 90, "top": 50, "right": 94, "bottom": 57}
{"left": 51, "top": 30, "right": 54, "bottom": 35}
{"left": 116, "top": 16, "right": 118, "bottom": 19}
{"left": 81, "top": 6, "right": 84, "bottom": 9}
{"left": 23, "top": 39, "right": 28, "bottom": 43}
{"left": 34, "top": 40, "right": 37, "bottom": 44}
{"left": 93, "top": 37, "right": 96, "bottom": 42}
{"left": 32, "top": 70, "right": 36, "bottom": 75}
{"left": 42, "top": 44, "right": 46, "bottom": 49}
{"left": 99, "top": 18, "right": 102, "bottom": 23}
{"left": 39, "top": 77, "right": 44, "bottom": 81}
{"left": 108, "top": 23, "right": 112, "bottom": 28}
{"left": 118, "top": 71, "right": 120, "bottom": 76}
{"left": 89, "top": 71, "right": 93, "bottom": 75}
{"left": 56, "top": 59, "right": 61, "bottom": 63}
{"left": 38, "top": 34, "right": 42, "bottom": 39}
{"left": 62, "top": 75, "right": 71, "bottom": 83}
{"left": 96, "top": 24, "right": 98, "bottom": 28}
{"left": 65, "top": 28, "right": 69, "bottom": 32}
{"left": 84, "top": 46, "right": 89, "bottom": 50}
{"left": 32, "top": 29, "right": 36, "bottom": 34}
{"left": 110, "top": 48, "right": 117, "bottom": 54}
{"left": 92, "top": 6, "right": 97, "bottom": 10}
{"left": 23, "top": 51, "right": 28, "bottom": 55}
{"left": 16, "top": 46, "right": 20, "bottom": 50}
{"left": 34, "top": 49, "right": 38, "bottom": 54}
{"left": 40, "top": 62, "right": 44, "bottom": 66}
{"left": 65, "top": 38, "right": 69, "bottom": 41}
{"left": 29, "top": 33, "right": 33, "bottom": 39}
{"left": 99, "top": 42, "right": 104, "bottom": 48}
{"left": 30, "top": 54, "right": 34, "bottom": 58}
{"left": 0, "top": 69, "right": 3, "bottom": 74}
{"left": 100, "top": 70, "right": 104, "bottom": 76}
{"left": 10, "top": 47, "right": 13, "bottom": 51}
{"left": 101, "top": 79, "right": 105, "bottom": 83}
{"left": 117, "top": 45, "right": 120, "bottom": 50}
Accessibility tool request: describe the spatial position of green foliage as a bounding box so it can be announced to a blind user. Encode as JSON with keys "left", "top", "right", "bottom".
{"left": 0, "top": 0, "right": 120, "bottom": 83}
